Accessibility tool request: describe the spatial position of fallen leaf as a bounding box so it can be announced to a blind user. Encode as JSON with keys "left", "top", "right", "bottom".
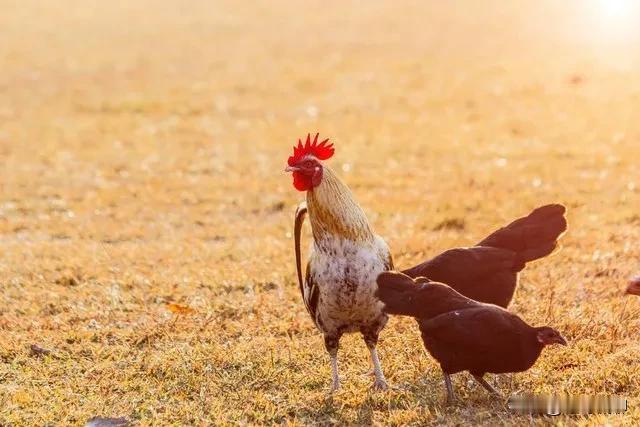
{"left": 166, "top": 303, "right": 195, "bottom": 314}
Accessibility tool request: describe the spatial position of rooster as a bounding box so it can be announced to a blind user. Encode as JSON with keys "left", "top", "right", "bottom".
{"left": 287, "top": 134, "right": 393, "bottom": 391}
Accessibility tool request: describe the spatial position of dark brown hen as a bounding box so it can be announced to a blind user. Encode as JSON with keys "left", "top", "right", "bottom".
{"left": 375, "top": 271, "right": 566, "bottom": 403}
{"left": 402, "top": 204, "right": 567, "bottom": 307}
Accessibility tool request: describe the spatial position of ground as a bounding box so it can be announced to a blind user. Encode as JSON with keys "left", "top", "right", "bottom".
{"left": 1, "top": 0, "right": 640, "bottom": 425}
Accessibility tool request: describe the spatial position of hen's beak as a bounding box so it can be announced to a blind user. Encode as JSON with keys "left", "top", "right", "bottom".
{"left": 285, "top": 166, "right": 300, "bottom": 172}
{"left": 556, "top": 336, "right": 568, "bottom": 346}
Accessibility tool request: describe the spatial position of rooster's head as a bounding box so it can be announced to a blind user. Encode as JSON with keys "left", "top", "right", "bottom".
{"left": 285, "top": 133, "right": 334, "bottom": 191}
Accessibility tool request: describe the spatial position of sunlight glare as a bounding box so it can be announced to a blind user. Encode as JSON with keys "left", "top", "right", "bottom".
{"left": 591, "top": 0, "right": 639, "bottom": 40}
{"left": 599, "top": 0, "right": 631, "bottom": 19}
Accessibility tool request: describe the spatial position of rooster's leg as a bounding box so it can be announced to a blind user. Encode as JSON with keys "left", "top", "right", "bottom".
{"left": 443, "top": 372, "right": 455, "bottom": 404}
{"left": 324, "top": 334, "right": 341, "bottom": 392}
{"left": 472, "top": 374, "right": 501, "bottom": 397}
{"left": 362, "top": 329, "right": 388, "bottom": 390}
{"left": 329, "top": 353, "right": 339, "bottom": 391}
{"left": 368, "top": 346, "right": 388, "bottom": 390}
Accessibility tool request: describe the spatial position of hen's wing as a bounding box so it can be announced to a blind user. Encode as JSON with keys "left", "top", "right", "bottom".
{"left": 402, "top": 246, "right": 516, "bottom": 282}
{"left": 402, "top": 246, "right": 517, "bottom": 307}
{"left": 420, "top": 307, "right": 528, "bottom": 374}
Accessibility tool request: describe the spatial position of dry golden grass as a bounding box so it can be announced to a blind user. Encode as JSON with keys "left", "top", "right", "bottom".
{"left": 1, "top": 1, "right": 640, "bottom": 425}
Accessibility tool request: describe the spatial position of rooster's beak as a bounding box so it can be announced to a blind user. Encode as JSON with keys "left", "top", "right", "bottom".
{"left": 285, "top": 166, "right": 299, "bottom": 172}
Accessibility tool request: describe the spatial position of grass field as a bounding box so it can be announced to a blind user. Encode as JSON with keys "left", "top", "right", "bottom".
{"left": 1, "top": 1, "right": 640, "bottom": 425}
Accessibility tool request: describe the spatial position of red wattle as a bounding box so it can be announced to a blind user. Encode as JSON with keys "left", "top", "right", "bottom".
{"left": 292, "top": 171, "right": 312, "bottom": 191}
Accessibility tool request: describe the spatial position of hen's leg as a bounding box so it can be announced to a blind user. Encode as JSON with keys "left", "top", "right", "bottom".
{"left": 361, "top": 328, "right": 388, "bottom": 390}
{"left": 324, "top": 334, "right": 341, "bottom": 392}
{"left": 472, "top": 374, "right": 501, "bottom": 396}
{"left": 443, "top": 372, "right": 455, "bottom": 404}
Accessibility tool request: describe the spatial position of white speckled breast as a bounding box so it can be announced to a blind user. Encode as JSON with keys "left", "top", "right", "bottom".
{"left": 309, "top": 234, "right": 391, "bottom": 333}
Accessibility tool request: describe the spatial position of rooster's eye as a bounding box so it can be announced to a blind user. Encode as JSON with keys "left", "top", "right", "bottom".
{"left": 304, "top": 160, "right": 314, "bottom": 167}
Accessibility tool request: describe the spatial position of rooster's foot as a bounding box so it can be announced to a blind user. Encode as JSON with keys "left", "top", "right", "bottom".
{"left": 371, "top": 377, "right": 389, "bottom": 391}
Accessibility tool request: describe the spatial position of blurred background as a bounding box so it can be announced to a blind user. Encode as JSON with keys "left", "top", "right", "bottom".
{"left": 1, "top": 0, "right": 639, "bottom": 252}
{"left": 1, "top": 1, "right": 640, "bottom": 424}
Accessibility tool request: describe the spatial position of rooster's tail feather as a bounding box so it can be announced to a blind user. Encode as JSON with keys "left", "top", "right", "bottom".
{"left": 294, "top": 201, "right": 308, "bottom": 297}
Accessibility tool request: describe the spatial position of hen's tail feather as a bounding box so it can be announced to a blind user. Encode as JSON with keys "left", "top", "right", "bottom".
{"left": 375, "top": 271, "right": 427, "bottom": 317}
{"left": 477, "top": 204, "right": 567, "bottom": 266}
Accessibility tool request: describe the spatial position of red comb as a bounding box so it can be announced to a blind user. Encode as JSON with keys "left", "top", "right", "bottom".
{"left": 288, "top": 133, "right": 334, "bottom": 166}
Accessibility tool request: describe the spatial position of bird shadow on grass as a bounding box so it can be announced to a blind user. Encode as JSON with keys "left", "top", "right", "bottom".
{"left": 297, "top": 389, "right": 415, "bottom": 425}
{"left": 295, "top": 376, "right": 572, "bottom": 425}
{"left": 295, "top": 395, "right": 353, "bottom": 425}
{"left": 297, "top": 394, "right": 382, "bottom": 425}
{"left": 397, "top": 377, "right": 513, "bottom": 416}
{"left": 398, "top": 377, "right": 589, "bottom": 423}
{"left": 296, "top": 385, "right": 443, "bottom": 425}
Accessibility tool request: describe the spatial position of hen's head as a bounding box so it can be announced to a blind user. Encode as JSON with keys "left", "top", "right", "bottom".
{"left": 625, "top": 276, "right": 640, "bottom": 296}
{"left": 535, "top": 327, "right": 567, "bottom": 346}
{"left": 285, "top": 133, "right": 334, "bottom": 192}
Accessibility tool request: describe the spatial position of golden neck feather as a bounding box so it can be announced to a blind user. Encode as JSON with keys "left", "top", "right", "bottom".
{"left": 306, "top": 166, "right": 374, "bottom": 244}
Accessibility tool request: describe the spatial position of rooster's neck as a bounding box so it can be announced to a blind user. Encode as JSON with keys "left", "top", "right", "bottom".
{"left": 306, "top": 167, "right": 374, "bottom": 245}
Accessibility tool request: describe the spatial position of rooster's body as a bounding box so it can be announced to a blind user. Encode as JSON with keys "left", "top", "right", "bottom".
{"left": 295, "top": 167, "right": 393, "bottom": 390}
